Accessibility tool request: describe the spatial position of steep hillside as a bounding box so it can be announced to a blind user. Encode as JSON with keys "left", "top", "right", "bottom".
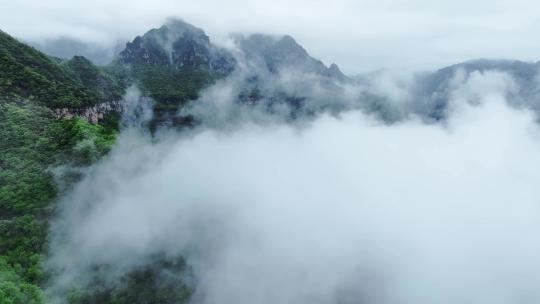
{"left": 0, "top": 31, "right": 122, "bottom": 304}
{"left": 115, "top": 19, "right": 235, "bottom": 127}
{"left": 0, "top": 98, "right": 118, "bottom": 304}
{"left": 236, "top": 33, "right": 348, "bottom": 80}
{"left": 0, "top": 30, "right": 124, "bottom": 108}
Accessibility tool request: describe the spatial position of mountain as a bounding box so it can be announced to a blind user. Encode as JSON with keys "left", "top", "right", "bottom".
{"left": 114, "top": 19, "right": 236, "bottom": 127}
{"left": 15, "top": 19, "right": 350, "bottom": 127}
{"left": 235, "top": 33, "right": 348, "bottom": 81}
{"left": 0, "top": 30, "right": 128, "bottom": 217}
{"left": 419, "top": 59, "right": 539, "bottom": 96}
{"left": 413, "top": 59, "right": 540, "bottom": 120}
{"left": 0, "top": 24, "right": 355, "bottom": 303}
{"left": 119, "top": 19, "right": 235, "bottom": 73}
{"left": 0, "top": 29, "right": 124, "bottom": 304}
{"left": 112, "top": 19, "right": 350, "bottom": 128}
{"left": 0, "top": 30, "right": 124, "bottom": 108}
{"left": 29, "top": 37, "right": 124, "bottom": 65}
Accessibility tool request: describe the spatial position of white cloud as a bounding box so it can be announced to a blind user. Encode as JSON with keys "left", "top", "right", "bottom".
{"left": 47, "top": 71, "right": 540, "bottom": 303}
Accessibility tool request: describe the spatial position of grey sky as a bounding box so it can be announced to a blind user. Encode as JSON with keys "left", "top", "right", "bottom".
{"left": 2, "top": 0, "right": 540, "bottom": 73}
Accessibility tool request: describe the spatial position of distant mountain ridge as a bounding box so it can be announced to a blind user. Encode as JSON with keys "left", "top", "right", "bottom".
{"left": 413, "top": 59, "right": 540, "bottom": 120}
{"left": 108, "top": 18, "right": 353, "bottom": 127}
{"left": 234, "top": 33, "right": 348, "bottom": 80}
{"left": 7, "top": 18, "right": 540, "bottom": 125}
{"left": 29, "top": 37, "right": 124, "bottom": 65}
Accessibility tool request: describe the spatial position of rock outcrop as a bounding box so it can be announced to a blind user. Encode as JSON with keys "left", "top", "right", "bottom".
{"left": 118, "top": 18, "right": 236, "bottom": 74}
{"left": 54, "top": 100, "right": 125, "bottom": 124}
{"left": 235, "top": 34, "right": 350, "bottom": 82}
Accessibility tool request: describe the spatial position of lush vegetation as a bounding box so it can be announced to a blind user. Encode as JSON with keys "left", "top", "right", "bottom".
{"left": 114, "top": 20, "right": 233, "bottom": 128}
{"left": 128, "top": 64, "right": 218, "bottom": 129}
{"left": 0, "top": 254, "right": 44, "bottom": 304}
{"left": 0, "top": 99, "right": 117, "bottom": 215}
{"left": 0, "top": 25, "right": 223, "bottom": 303}
{"left": 65, "top": 56, "right": 125, "bottom": 103}
{"left": 0, "top": 97, "right": 119, "bottom": 304}
{"left": 0, "top": 31, "right": 124, "bottom": 108}
{"left": 66, "top": 256, "right": 193, "bottom": 304}
{"left": 0, "top": 93, "right": 195, "bottom": 303}
{"left": 131, "top": 64, "right": 214, "bottom": 107}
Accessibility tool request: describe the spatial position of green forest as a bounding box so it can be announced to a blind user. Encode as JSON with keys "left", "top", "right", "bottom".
{"left": 0, "top": 28, "right": 220, "bottom": 303}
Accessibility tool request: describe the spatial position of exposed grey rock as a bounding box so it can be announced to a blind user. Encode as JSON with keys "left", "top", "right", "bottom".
{"left": 326, "top": 63, "right": 349, "bottom": 82}
{"left": 54, "top": 100, "right": 125, "bottom": 124}
{"left": 118, "top": 18, "right": 236, "bottom": 74}
{"left": 235, "top": 33, "right": 350, "bottom": 82}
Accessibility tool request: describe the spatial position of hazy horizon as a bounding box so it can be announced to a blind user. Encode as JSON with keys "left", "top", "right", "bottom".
{"left": 3, "top": 0, "right": 540, "bottom": 73}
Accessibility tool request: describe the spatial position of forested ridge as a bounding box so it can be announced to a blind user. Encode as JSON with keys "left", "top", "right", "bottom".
{"left": 0, "top": 26, "right": 210, "bottom": 303}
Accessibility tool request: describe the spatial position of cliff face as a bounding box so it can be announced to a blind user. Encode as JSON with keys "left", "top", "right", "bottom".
{"left": 118, "top": 19, "right": 236, "bottom": 74}
{"left": 14, "top": 19, "right": 349, "bottom": 128}
{"left": 113, "top": 18, "right": 236, "bottom": 127}
{"left": 235, "top": 34, "right": 349, "bottom": 82}
{"left": 54, "top": 100, "right": 125, "bottom": 124}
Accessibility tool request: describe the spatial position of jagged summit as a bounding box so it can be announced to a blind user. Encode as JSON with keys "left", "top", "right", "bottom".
{"left": 235, "top": 33, "right": 349, "bottom": 81}
{"left": 114, "top": 19, "right": 351, "bottom": 118}
{"left": 118, "top": 18, "right": 235, "bottom": 74}
{"left": 326, "top": 63, "right": 348, "bottom": 81}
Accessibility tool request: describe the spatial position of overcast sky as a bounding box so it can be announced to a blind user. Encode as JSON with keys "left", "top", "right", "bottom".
{"left": 2, "top": 0, "right": 540, "bottom": 73}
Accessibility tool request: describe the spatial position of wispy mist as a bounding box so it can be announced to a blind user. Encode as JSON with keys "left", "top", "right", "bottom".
{"left": 46, "top": 68, "right": 540, "bottom": 303}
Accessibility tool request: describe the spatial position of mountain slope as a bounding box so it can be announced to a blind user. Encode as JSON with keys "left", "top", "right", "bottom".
{"left": 0, "top": 30, "right": 124, "bottom": 108}
{"left": 115, "top": 19, "right": 235, "bottom": 127}
{"left": 236, "top": 33, "right": 348, "bottom": 81}
{"left": 0, "top": 30, "right": 124, "bottom": 304}
{"left": 413, "top": 59, "right": 540, "bottom": 120}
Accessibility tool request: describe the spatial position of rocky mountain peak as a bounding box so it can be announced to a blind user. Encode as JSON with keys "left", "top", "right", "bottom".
{"left": 118, "top": 18, "right": 235, "bottom": 74}
{"left": 235, "top": 33, "right": 349, "bottom": 81}
{"left": 274, "top": 35, "right": 309, "bottom": 56}
{"left": 162, "top": 18, "right": 208, "bottom": 39}
{"left": 326, "top": 63, "right": 348, "bottom": 82}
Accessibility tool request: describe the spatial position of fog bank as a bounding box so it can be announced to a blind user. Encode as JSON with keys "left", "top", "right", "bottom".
{"left": 47, "top": 70, "right": 540, "bottom": 303}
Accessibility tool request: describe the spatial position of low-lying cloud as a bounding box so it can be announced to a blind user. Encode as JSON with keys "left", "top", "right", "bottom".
{"left": 47, "top": 70, "right": 540, "bottom": 303}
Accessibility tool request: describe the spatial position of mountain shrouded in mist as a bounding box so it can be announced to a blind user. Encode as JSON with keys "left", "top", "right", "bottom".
{"left": 4, "top": 16, "right": 540, "bottom": 304}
